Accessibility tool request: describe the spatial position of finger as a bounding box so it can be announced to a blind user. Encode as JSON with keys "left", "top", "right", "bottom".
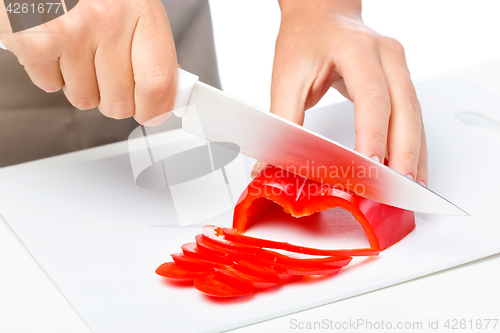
{"left": 331, "top": 77, "right": 352, "bottom": 101}
{"left": 338, "top": 51, "right": 391, "bottom": 163}
{"left": 60, "top": 41, "right": 100, "bottom": 110}
{"left": 131, "top": 3, "right": 178, "bottom": 125}
{"left": 379, "top": 38, "right": 422, "bottom": 180}
{"left": 250, "top": 161, "right": 268, "bottom": 178}
{"left": 94, "top": 27, "right": 135, "bottom": 119}
{"left": 14, "top": 33, "right": 64, "bottom": 92}
{"left": 269, "top": 58, "right": 310, "bottom": 125}
{"left": 416, "top": 121, "right": 428, "bottom": 186}
{"left": 253, "top": 55, "right": 309, "bottom": 178}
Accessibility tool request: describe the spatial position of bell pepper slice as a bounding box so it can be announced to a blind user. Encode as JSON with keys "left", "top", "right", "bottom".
{"left": 181, "top": 242, "right": 235, "bottom": 266}
{"left": 256, "top": 257, "right": 342, "bottom": 275}
{"left": 195, "top": 234, "right": 256, "bottom": 260}
{"left": 233, "top": 165, "right": 415, "bottom": 251}
{"left": 223, "top": 228, "right": 378, "bottom": 257}
{"left": 170, "top": 253, "right": 223, "bottom": 271}
{"left": 202, "top": 225, "right": 262, "bottom": 254}
{"left": 231, "top": 260, "right": 283, "bottom": 283}
{"left": 199, "top": 227, "right": 352, "bottom": 269}
{"left": 194, "top": 275, "right": 254, "bottom": 297}
{"left": 259, "top": 249, "right": 352, "bottom": 269}
{"left": 155, "top": 262, "right": 207, "bottom": 281}
{"left": 214, "top": 266, "right": 279, "bottom": 290}
{"left": 181, "top": 242, "right": 284, "bottom": 282}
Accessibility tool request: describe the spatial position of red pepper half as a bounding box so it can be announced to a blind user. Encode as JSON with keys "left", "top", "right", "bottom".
{"left": 233, "top": 165, "right": 415, "bottom": 251}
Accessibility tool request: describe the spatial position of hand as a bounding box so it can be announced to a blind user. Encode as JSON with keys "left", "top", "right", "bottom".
{"left": 0, "top": 0, "right": 178, "bottom": 125}
{"left": 251, "top": 0, "right": 427, "bottom": 187}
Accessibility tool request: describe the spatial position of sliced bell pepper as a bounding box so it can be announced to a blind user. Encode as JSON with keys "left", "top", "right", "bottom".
{"left": 170, "top": 253, "right": 223, "bottom": 271}
{"left": 233, "top": 165, "right": 415, "bottom": 251}
{"left": 223, "top": 228, "right": 378, "bottom": 257}
{"left": 214, "top": 266, "right": 279, "bottom": 290}
{"left": 156, "top": 165, "right": 416, "bottom": 297}
{"left": 155, "top": 262, "right": 207, "bottom": 281}
{"left": 199, "top": 226, "right": 353, "bottom": 269}
{"left": 258, "top": 249, "right": 352, "bottom": 269}
{"left": 195, "top": 234, "right": 256, "bottom": 260}
{"left": 181, "top": 242, "right": 284, "bottom": 282}
{"left": 181, "top": 242, "right": 234, "bottom": 266}
{"left": 231, "top": 260, "right": 283, "bottom": 283}
{"left": 202, "top": 225, "right": 261, "bottom": 254}
{"left": 195, "top": 275, "right": 254, "bottom": 297}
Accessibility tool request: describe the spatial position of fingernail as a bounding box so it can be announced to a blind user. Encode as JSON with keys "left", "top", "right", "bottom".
{"left": 418, "top": 180, "right": 426, "bottom": 187}
{"left": 370, "top": 155, "right": 381, "bottom": 163}
{"left": 405, "top": 173, "right": 414, "bottom": 181}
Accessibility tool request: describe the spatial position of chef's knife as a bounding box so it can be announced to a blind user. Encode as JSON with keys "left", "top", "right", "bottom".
{"left": 170, "top": 69, "right": 467, "bottom": 216}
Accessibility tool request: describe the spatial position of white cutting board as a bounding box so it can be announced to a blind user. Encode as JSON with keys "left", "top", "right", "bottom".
{"left": 0, "top": 77, "right": 499, "bottom": 333}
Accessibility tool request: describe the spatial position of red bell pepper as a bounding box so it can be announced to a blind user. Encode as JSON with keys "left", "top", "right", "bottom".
{"left": 181, "top": 242, "right": 235, "bottom": 266}
{"left": 223, "top": 228, "right": 379, "bottom": 257}
{"left": 233, "top": 165, "right": 415, "bottom": 251}
{"left": 155, "top": 262, "right": 207, "bottom": 281}
{"left": 156, "top": 165, "right": 416, "bottom": 297}
{"left": 195, "top": 234, "right": 255, "bottom": 260}
{"left": 202, "top": 225, "right": 261, "bottom": 254}
{"left": 214, "top": 266, "right": 279, "bottom": 290}
{"left": 195, "top": 275, "right": 254, "bottom": 297}
{"left": 201, "top": 225, "right": 354, "bottom": 266}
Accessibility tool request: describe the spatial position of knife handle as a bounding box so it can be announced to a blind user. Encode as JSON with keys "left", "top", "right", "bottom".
{"left": 173, "top": 68, "right": 199, "bottom": 117}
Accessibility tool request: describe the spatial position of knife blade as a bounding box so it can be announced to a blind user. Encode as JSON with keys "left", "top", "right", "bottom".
{"left": 173, "top": 69, "right": 467, "bottom": 216}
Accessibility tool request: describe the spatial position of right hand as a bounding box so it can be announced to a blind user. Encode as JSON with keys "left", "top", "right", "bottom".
{"left": 0, "top": 0, "right": 178, "bottom": 125}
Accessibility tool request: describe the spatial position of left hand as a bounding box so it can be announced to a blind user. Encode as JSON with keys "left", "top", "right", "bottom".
{"left": 251, "top": 0, "right": 427, "bottom": 188}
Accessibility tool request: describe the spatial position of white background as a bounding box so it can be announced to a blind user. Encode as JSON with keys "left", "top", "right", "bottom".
{"left": 210, "top": 0, "right": 500, "bottom": 109}
{"left": 1, "top": 1, "right": 500, "bottom": 332}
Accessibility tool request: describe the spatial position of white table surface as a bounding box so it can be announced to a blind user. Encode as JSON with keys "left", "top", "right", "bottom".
{"left": 1, "top": 59, "right": 500, "bottom": 333}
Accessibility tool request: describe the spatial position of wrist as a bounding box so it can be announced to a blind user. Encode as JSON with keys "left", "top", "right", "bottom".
{"left": 278, "top": 0, "right": 362, "bottom": 19}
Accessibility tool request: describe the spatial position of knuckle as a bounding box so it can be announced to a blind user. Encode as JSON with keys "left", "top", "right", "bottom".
{"left": 362, "top": 84, "right": 390, "bottom": 108}
{"left": 401, "top": 150, "right": 420, "bottom": 166}
{"left": 105, "top": 99, "right": 135, "bottom": 119}
{"left": 389, "top": 149, "right": 420, "bottom": 168}
{"left": 88, "top": 1, "right": 125, "bottom": 32}
{"left": 382, "top": 37, "right": 405, "bottom": 57}
{"left": 141, "top": 72, "right": 175, "bottom": 101}
{"left": 406, "top": 101, "right": 422, "bottom": 120}
{"left": 359, "top": 129, "right": 387, "bottom": 148}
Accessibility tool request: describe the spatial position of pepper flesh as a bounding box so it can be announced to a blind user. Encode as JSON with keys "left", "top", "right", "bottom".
{"left": 233, "top": 165, "right": 415, "bottom": 251}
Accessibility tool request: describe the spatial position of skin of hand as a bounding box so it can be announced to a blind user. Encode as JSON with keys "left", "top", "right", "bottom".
{"left": 0, "top": 0, "right": 178, "bottom": 125}
{"left": 250, "top": 0, "right": 428, "bottom": 188}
